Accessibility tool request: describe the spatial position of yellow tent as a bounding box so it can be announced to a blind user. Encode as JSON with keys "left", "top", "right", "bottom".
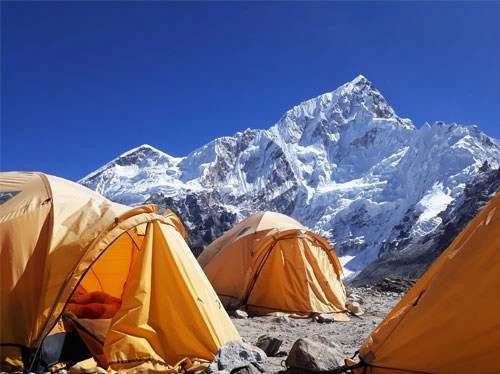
{"left": 0, "top": 172, "right": 241, "bottom": 373}
{"left": 163, "top": 208, "right": 188, "bottom": 244}
{"left": 349, "top": 190, "right": 500, "bottom": 373}
{"left": 198, "top": 211, "right": 348, "bottom": 317}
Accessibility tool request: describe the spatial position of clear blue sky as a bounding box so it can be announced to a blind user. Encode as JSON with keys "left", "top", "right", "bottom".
{"left": 2, "top": 1, "right": 499, "bottom": 182}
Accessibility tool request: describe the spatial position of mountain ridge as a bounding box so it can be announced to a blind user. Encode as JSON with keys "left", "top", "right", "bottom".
{"left": 79, "top": 76, "right": 500, "bottom": 281}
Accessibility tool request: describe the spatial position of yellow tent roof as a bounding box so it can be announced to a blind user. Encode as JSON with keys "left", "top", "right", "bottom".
{"left": 198, "top": 211, "right": 347, "bottom": 316}
{"left": 1, "top": 172, "right": 240, "bottom": 372}
{"left": 163, "top": 208, "right": 188, "bottom": 243}
{"left": 352, "top": 190, "right": 500, "bottom": 373}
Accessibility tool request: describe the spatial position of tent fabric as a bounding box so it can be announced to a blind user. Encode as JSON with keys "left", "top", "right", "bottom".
{"left": 351, "top": 190, "right": 500, "bottom": 374}
{"left": 0, "top": 171, "right": 241, "bottom": 372}
{"left": 162, "top": 209, "right": 188, "bottom": 244}
{"left": 198, "top": 211, "right": 348, "bottom": 316}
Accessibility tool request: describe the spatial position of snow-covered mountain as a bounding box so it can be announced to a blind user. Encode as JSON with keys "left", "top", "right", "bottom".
{"left": 79, "top": 75, "right": 500, "bottom": 281}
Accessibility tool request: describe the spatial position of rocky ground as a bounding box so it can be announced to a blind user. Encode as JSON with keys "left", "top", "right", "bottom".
{"left": 0, "top": 278, "right": 415, "bottom": 374}
{"left": 230, "top": 277, "right": 416, "bottom": 373}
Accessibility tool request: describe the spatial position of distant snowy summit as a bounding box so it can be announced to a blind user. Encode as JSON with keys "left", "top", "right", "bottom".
{"left": 79, "top": 75, "right": 500, "bottom": 280}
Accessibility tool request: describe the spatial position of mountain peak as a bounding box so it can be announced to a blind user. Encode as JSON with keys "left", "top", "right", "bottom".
{"left": 341, "top": 74, "right": 372, "bottom": 93}
{"left": 351, "top": 74, "right": 368, "bottom": 84}
{"left": 271, "top": 75, "right": 414, "bottom": 146}
{"left": 338, "top": 75, "right": 380, "bottom": 101}
{"left": 78, "top": 76, "right": 500, "bottom": 283}
{"left": 123, "top": 144, "right": 162, "bottom": 156}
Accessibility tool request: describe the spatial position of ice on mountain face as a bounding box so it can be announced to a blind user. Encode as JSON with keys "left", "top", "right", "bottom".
{"left": 410, "top": 183, "right": 453, "bottom": 237}
{"left": 339, "top": 254, "right": 356, "bottom": 279}
{"left": 78, "top": 76, "right": 500, "bottom": 277}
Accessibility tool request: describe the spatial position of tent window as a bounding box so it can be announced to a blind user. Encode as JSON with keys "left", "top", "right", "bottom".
{"left": 0, "top": 191, "right": 21, "bottom": 205}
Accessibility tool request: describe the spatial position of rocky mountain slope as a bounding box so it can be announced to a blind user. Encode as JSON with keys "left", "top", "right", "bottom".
{"left": 349, "top": 165, "right": 500, "bottom": 285}
{"left": 79, "top": 75, "right": 500, "bottom": 282}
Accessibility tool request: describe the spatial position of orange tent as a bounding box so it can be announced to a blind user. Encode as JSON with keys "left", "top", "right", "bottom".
{"left": 163, "top": 208, "right": 188, "bottom": 244}
{"left": 349, "top": 190, "right": 500, "bottom": 373}
{"left": 198, "top": 211, "right": 348, "bottom": 317}
{"left": 0, "top": 172, "right": 240, "bottom": 373}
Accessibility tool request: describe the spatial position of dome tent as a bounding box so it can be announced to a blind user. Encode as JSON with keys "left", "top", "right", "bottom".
{"left": 0, "top": 172, "right": 240, "bottom": 373}
{"left": 346, "top": 190, "right": 500, "bottom": 373}
{"left": 198, "top": 211, "right": 349, "bottom": 318}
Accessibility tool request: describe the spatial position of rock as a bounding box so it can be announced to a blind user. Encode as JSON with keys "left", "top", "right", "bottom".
{"left": 274, "top": 315, "right": 291, "bottom": 324}
{"left": 256, "top": 335, "right": 283, "bottom": 356}
{"left": 346, "top": 290, "right": 364, "bottom": 305}
{"left": 285, "top": 336, "right": 345, "bottom": 372}
{"left": 346, "top": 301, "right": 362, "bottom": 315}
{"left": 206, "top": 340, "right": 267, "bottom": 374}
{"left": 234, "top": 309, "right": 249, "bottom": 319}
{"left": 316, "top": 313, "right": 335, "bottom": 323}
{"left": 232, "top": 363, "right": 265, "bottom": 374}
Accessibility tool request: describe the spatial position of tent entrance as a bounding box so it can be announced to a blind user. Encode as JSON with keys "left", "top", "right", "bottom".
{"left": 21, "top": 319, "right": 92, "bottom": 374}
{"left": 245, "top": 235, "right": 344, "bottom": 315}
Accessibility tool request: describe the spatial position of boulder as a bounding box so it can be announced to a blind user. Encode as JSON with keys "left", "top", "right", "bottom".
{"left": 285, "top": 336, "right": 345, "bottom": 372}
{"left": 206, "top": 340, "right": 266, "bottom": 374}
